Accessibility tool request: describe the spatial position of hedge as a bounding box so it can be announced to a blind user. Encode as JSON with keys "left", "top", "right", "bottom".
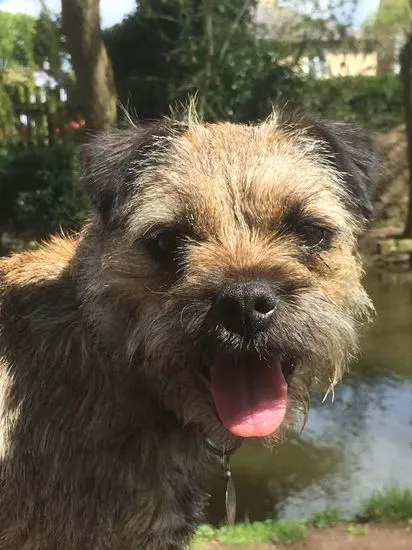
{"left": 0, "top": 139, "right": 88, "bottom": 242}
{"left": 0, "top": 74, "right": 403, "bottom": 248}
{"left": 299, "top": 74, "right": 402, "bottom": 130}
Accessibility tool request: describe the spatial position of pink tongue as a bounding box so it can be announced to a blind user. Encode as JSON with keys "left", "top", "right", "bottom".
{"left": 210, "top": 356, "right": 288, "bottom": 438}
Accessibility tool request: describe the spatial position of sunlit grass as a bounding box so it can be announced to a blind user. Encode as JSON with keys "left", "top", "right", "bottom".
{"left": 360, "top": 487, "right": 412, "bottom": 523}
{"left": 192, "top": 486, "right": 412, "bottom": 547}
{"left": 192, "top": 519, "right": 307, "bottom": 547}
{"left": 347, "top": 523, "right": 369, "bottom": 537}
{"left": 310, "top": 508, "right": 341, "bottom": 528}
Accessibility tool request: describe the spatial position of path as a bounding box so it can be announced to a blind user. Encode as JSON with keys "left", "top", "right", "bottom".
{"left": 201, "top": 524, "right": 412, "bottom": 550}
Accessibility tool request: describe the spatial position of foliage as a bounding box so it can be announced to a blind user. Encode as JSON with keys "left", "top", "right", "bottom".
{"left": 271, "top": 519, "right": 308, "bottom": 544}
{"left": 311, "top": 508, "right": 341, "bottom": 528}
{"left": 0, "top": 11, "right": 37, "bottom": 70}
{"left": 262, "top": 0, "right": 358, "bottom": 45}
{"left": 0, "top": 73, "right": 402, "bottom": 248}
{"left": 105, "top": 0, "right": 341, "bottom": 121}
{"left": 104, "top": 1, "right": 400, "bottom": 126}
{"left": 299, "top": 74, "right": 403, "bottom": 130}
{"left": 0, "top": 6, "right": 77, "bottom": 145}
{"left": 347, "top": 523, "right": 369, "bottom": 536}
{"left": 0, "top": 1, "right": 404, "bottom": 245}
{"left": 192, "top": 519, "right": 307, "bottom": 547}
{"left": 0, "top": 74, "right": 17, "bottom": 137}
{"left": 362, "top": 0, "right": 412, "bottom": 39}
{"left": 219, "top": 73, "right": 402, "bottom": 130}
{"left": 0, "top": 140, "right": 88, "bottom": 241}
{"left": 104, "top": 0, "right": 264, "bottom": 121}
{"left": 0, "top": 12, "right": 38, "bottom": 135}
{"left": 360, "top": 487, "right": 412, "bottom": 522}
{"left": 33, "top": 4, "right": 68, "bottom": 79}
{"left": 190, "top": 486, "right": 412, "bottom": 548}
{"left": 0, "top": 77, "right": 81, "bottom": 147}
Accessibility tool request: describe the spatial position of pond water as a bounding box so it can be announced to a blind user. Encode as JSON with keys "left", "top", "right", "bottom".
{"left": 206, "top": 271, "right": 412, "bottom": 525}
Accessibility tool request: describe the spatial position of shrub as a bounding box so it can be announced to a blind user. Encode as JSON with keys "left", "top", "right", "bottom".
{"left": 298, "top": 74, "right": 402, "bottom": 130}
{"left": 0, "top": 73, "right": 402, "bottom": 252}
{"left": 192, "top": 519, "right": 307, "bottom": 547}
{"left": 360, "top": 487, "right": 412, "bottom": 523}
{"left": 0, "top": 139, "right": 88, "bottom": 241}
{"left": 311, "top": 509, "right": 342, "bottom": 529}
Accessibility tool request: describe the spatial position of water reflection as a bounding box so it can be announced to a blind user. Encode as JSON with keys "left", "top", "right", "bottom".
{"left": 206, "top": 272, "right": 412, "bottom": 524}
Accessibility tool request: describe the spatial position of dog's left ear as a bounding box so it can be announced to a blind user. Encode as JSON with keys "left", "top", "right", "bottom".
{"left": 304, "top": 118, "right": 381, "bottom": 222}
{"left": 81, "top": 121, "right": 173, "bottom": 226}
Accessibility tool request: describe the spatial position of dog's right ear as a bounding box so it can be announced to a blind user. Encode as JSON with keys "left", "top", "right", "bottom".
{"left": 81, "top": 121, "right": 171, "bottom": 226}
{"left": 298, "top": 116, "right": 382, "bottom": 223}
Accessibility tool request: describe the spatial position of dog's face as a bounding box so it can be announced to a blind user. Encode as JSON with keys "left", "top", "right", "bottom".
{"left": 80, "top": 110, "right": 379, "bottom": 444}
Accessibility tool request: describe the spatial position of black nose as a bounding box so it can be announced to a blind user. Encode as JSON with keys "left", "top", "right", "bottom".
{"left": 214, "top": 281, "right": 278, "bottom": 337}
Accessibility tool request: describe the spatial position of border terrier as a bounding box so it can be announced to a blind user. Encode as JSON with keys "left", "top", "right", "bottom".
{"left": 0, "top": 106, "right": 380, "bottom": 549}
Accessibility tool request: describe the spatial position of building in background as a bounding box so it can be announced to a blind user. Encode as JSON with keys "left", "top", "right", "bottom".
{"left": 255, "top": 0, "right": 402, "bottom": 78}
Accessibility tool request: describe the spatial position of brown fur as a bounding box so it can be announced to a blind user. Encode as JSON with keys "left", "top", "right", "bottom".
{"left": 0, "top": 108, "right": 379, "bottom": 548}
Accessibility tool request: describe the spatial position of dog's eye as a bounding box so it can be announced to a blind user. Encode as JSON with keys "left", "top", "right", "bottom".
{"left": 297, "top": 223, "right": 328, "bottom": 251}
{"left": 145, "top": 229, "right": 185, "bottom": 264}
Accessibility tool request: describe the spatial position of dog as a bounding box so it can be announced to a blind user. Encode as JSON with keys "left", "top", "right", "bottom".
{"left": 0, "top": 107, "right": 380, "bottom": 549}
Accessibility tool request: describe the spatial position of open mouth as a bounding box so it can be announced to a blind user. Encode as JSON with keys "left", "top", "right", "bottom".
{"left": 200, "top": 354, "right": 289, "bottom": 438}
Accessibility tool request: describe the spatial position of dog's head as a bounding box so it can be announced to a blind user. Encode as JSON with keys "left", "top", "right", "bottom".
{"left": 79, "top": 108, "right": 379, "bottom": 444}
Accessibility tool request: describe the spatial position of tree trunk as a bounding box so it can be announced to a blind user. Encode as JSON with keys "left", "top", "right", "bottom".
{"left": 61, "top": 0, "right": 117, "bottom": 130}
{"left": 375, "top": 0, "right": 396, "bottom": 74}
{"left": 401, "top": 31, "right": 412, "bottom": 237}
{"left": 377, "top": 35, "right": 396, "bottom": 74}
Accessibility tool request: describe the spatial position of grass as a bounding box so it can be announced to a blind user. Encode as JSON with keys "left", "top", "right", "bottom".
{"left": 347, "top": 523, "right": 369, "bottom": 537}
{"left": 310, "top": 509, "right": 341, "bottom": 529}
{"left": 192, "top": 519, "right": 307, "bottom": 547}
{"left": 359, "top": 487, "right": 412, "bottom": 523}
{"left": 192, "top": 487, "right": 412, "bottom": 547}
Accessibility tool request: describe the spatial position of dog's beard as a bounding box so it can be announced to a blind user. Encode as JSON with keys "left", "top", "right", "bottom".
{"left": 129, "top": 286, "right": 372, "bottom": 442}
